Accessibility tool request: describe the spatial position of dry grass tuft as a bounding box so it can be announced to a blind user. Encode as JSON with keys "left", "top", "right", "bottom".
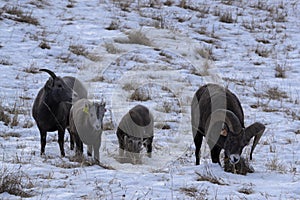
{"left": 238, "top": 184, "right": 254, "bottom": 195}
{"left": 275, "top": 64, "right": 287, "bottom": 78}
{"left": 191, "top": 60, "right": 212, "bottom": 76}
{"left": 125, "top": 30, "right": 152, "bottom": 46}
{"left": 0, "top": 166, "right": 34, "bottom": 198}
{"left": 104, "top": 42, "right": 122, "bottom": 54}
{"left": 1, "top": 5, "right": 39, "bottom": 25}
{"left": 255, "top": 45, "right": 271, "bottom": 58}
{"left": 54, "top": 160, "right": 81, "bottom": 169}
{"left": 69, "top": 44, "right": 89, "bottom": 57}
{"left": 196, "top": 165, "right": 228, "bottom": 185}
{"left": 130, "top": 87, "right": 151, "bottom": 101}
{"left": 180, "top": 186, "right": 208, "bottom": 199}
{"left": 266, "top": 157, "right": 286, "bottom": 173}
{"left": 106, "top": 20, "right": 120, "bottom": 30}
{"left": 194, "top": 46, "right": 213, "bottom": 60}
{"left": 219, "top": 11, "right": 235, "bottom": 23}
{"left": 0, "top": 105, "right": 11, "bottom": 126}
{"left": 0, "top": 131, "right": 21, "bottom": 138}
{"left": 69, "top": 44, "right": 101, "bottom": 61}
{"left": 265, "top": 87, "right": 288, "bottom": 100}
{"left": 23, "top": 66, "right": 39, "bottom": 74}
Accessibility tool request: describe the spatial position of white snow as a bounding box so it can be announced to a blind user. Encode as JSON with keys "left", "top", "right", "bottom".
{"left": 0, "top": 0, "right": 299, "bottom": 199}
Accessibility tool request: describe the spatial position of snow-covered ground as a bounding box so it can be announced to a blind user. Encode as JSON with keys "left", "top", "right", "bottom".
{"left": 0, "top": 0, "right": 300, "bottom": 199}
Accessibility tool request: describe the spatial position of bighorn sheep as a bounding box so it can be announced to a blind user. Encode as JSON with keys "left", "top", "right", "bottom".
{"left": 191, "top": 84, "right": 265, "bottom": 173}
{"left": 116, "top": 105, "right": 154, "bottom": 164}
{"left": 32, "top": 69, "right": 87, "bottom": 156}
{"left": 69, "top": 99, "right": 106, "bottom": 163}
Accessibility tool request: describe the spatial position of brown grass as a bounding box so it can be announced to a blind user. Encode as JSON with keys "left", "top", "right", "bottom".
{"left": 0, "top": 131, "right": 21, "bottom": 138}
{"left": 104, "top": 42, "right": 122, "bottom": 54}
{"left": 128, "top": 30, "right": 152, "bottom": 46}
{"left": 0, "top": 166, "right": 34, "bottom": 198}
{"left": 1, "top": 5, "right": 39, "bottom": 25}
{"left": 219, "top": 11, "right": 235, "bottom": 23}
{"left": 238, "top": 184, "right": 254, "bottom": 195}
{"left": 69, "top": 44, "right": 102, "bottom": 61}
{"left": 266, "top": 157, "right": 286, "bottom": 173}
{"left": 196, "top": 165, "right": 228, "bottom": 186}
{"left": 23, "top": 66, "right": 39, "bottom": 74}
{"left": 275, "top": 64, "right": 287, "bottom": 78}
{"left": 265, "top": 87, "right": 288, "bottom": 100}
{"left": 255, "top": 45, "right": 271, "bottom": 58}
{"left": 180, "top": 186, "right": 208, "bottom": 199}
{"left": 0, "top": 105, "right": 10, "bottom": 126}
{"left": 106, "top": 20, "right": 120, "bottom": 30}
{"left": 130, "top": 87, "right": 151, "bottom": 101}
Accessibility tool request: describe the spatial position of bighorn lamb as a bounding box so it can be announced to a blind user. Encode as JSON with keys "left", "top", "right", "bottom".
{"left": 69, "top": 99, "right": 106, "bottom": 163}
{"left": 191, "top": 84, "right": 265, "bottom": 171}
{"left": 32, "top": 69, "right": 87, "bottom": 156}
{"left": 116, "top": 105, "right": 154, "bottom": 164}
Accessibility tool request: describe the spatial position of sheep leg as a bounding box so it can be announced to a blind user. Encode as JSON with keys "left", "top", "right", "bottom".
{"left": 58, "top": 129, "right": 65, "bottom": 157}
{"left": 40, "top": 131, "right": 47, "bottom": 156}
{"left": 194, "top": 132, "right": 203, "bottom": 165}
{"left": 67, "top": 128, "right": 74, "bottom": 150}
{"left": 75, "top": 135, "right": 83, "bottom": 156}
{"left": 87, "top": 145, "right": 92, "bottom": 157}
{"left": 93, "top": 143, "right": 100, "bottom": 163}
{"left": 210, "top": 145, "right": 222, "bottom": 165}
{"left": 116, "top": 128, "right": 126, "bottom": 157}
{"left": 145, "top": 138, "right": 153, "bottom": 158}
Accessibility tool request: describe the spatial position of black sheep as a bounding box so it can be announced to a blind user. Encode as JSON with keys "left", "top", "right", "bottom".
{"left": 32, "top": 69, "right": 87, "bottom": 156}
{"left": 191, "top": 84, "right": 265, "bottom": 174}
{"left": 116, "top": 105, "right": 154, "bottom": 164}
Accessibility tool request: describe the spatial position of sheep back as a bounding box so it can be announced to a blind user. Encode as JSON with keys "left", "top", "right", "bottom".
{"left": 192, "top": 84, "right": 244, "bottom": 138}
{"left": 118, "top": 105, "right": 154, "bottom": 139}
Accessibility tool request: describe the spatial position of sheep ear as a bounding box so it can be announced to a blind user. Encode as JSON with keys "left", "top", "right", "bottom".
{"left": 243, "top": 122, "right": 265, "bottom": 160}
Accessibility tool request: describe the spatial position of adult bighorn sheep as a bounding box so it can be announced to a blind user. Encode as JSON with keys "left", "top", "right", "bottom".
{"left": 191, "top": 84, "right": 265, "bottom": 173}
{"left": 69, "top": 99, "right": 106, "bottom": 163}
{"left": 32, "top": 69, "right": 87, "bottom": 157}
{"left": 116, "top": 105, "right": 154, "bottom": 164}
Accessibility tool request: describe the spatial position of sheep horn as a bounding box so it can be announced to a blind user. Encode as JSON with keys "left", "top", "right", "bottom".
{"left": 40, "top": 69, "right": 57, "bottom": 79}
{"left": 205, "top": 109, "right": 242, "bottom": 148}
{"left": 244, "top": 122, "right": 265, "bottom": 160}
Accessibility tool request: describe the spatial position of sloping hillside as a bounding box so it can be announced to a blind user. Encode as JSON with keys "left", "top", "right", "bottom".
{"left": 0, "top": 0, "right": 299, "bottom": 199}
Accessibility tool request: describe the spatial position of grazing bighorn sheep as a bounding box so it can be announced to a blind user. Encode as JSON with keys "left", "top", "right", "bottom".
{"left": 32, "top": 69, "right": 87, "bottom": 156}
{"left": 69, "top": 99, "right": 106, "bottom": 163}
{"left": 191, "top": 84, "right": 265, "bottom": 172}
{"left": 116, "top": 105, "right": 154, "bottom": 164}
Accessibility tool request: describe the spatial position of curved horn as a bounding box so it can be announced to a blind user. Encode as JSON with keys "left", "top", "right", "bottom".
{"left": 206, "top": 109, "right": 242, "bottom": 133}
{"left": 244, "top": 122, "right": 265, "bottom": 160}
{"left": 40, "top": 69, "right": 57, "bottom": 79}
{"left": 205, "top": 109, "right": 242, "bottom": 148}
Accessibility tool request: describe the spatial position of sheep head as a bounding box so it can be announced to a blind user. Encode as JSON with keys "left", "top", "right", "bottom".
{"left": 40, "top": 69, "right": 74, "bottom": 103}
{"left": 81, "top": 100, "right": 106, "bottom": 131}
{"left": 206, "top": 109, "right": 265, "bottom": 164}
